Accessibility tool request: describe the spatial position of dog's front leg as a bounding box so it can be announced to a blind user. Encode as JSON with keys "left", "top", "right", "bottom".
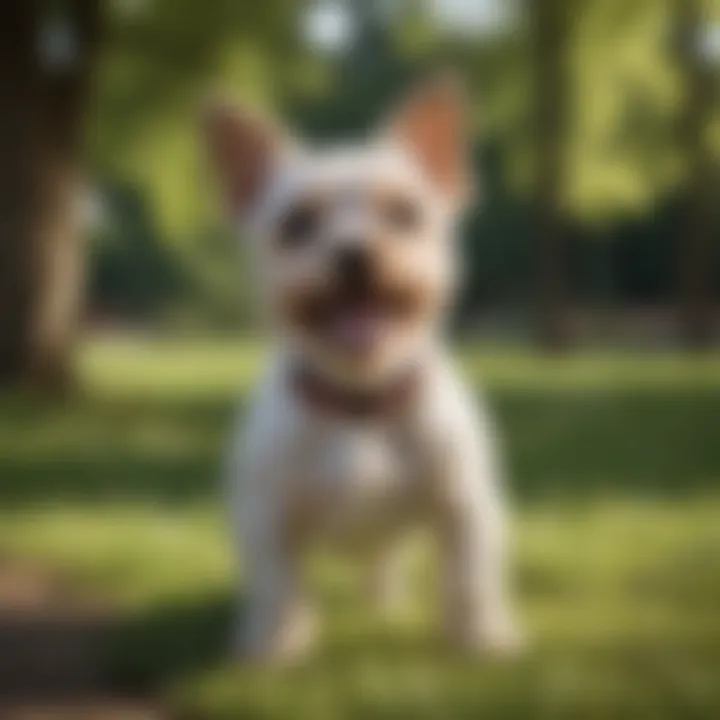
{"left": 435, "top": 437, "right": 521, "bottom": 654}
{"left": 236, "top": 513, "right": 315, "bottom": 663}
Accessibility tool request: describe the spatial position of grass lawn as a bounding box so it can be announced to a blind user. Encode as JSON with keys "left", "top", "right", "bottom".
{"left": 1, "top": 337, "right": 719, "bottom": 718}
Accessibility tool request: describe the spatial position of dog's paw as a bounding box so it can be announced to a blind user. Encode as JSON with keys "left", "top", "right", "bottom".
{"left": 449, "top": 616, "right": 525, "bottom": 658}
{"left": 477, "top": 622, "right": 525, "bottom": 657}
{"left": 234, "top": 606, "right": 318, "bottom": 665}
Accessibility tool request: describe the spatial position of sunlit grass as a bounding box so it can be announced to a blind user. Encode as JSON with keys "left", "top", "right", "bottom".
{"left": 1, "top": 336, "right": 719, "bottom": 717}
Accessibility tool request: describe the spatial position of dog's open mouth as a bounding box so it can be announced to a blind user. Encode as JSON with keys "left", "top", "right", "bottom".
{"left": 326, "top": 298, "right": 389, "bottom": 354}
{"left": 291, "top": 285, "right": 424, "bottom": 357}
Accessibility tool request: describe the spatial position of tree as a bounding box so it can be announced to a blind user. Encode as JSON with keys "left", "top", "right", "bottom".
{"left": 0, "top": 0, "right": 101, "bottom": 388}
{"left": 0, "top": 0, "right": 304, "bottom": 388}
{"left": 675, "top": 0, "right": 719, "bottom": 348}
{"left": 529, "top": 0, "right": 573, "bottom": 348}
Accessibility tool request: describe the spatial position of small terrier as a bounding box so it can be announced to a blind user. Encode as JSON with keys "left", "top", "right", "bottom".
{"left": 204, "top": 74, "right": 520, "bottom": 662}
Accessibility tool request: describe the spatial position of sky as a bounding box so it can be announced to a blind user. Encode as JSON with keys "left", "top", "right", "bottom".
{"left": 303, "top": 0, "right": 516, "bottom": 52}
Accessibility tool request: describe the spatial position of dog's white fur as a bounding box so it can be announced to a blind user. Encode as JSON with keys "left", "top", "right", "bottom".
{"left": 210, "top": 77, "right": 520, "bottom": 661}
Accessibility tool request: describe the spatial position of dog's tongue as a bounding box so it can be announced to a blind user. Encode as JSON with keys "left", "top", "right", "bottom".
{"left": 330, "top": 306, "right": 384, "bottom": 353}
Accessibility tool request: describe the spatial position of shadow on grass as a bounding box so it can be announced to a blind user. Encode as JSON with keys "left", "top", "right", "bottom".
{"left": 1, "top": 384, "right": 719, "bottom": 507}
{"left": 109, "top": 591, "right": 237, "bottom": 693}
{"left": 107, "top": 587, "right": 720, "bottom": 719}
{"left": 0, "top": 395, "right": 239, "bottom": 506}
{"left": 496, "top": 386, "right": 720, "bottom": 499}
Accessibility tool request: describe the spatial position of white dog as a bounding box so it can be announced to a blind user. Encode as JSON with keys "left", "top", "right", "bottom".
{"left": 204, "top": 74, "right": 520, "bottom": 662}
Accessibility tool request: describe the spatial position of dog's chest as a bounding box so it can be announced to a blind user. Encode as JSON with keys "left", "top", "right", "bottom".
{"left": 290, "top": 422, "right": 426, "bottom": 545}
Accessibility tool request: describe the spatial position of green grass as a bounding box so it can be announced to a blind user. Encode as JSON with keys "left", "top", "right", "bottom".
{"left": 1, "top": 337, "right": 720, "bottom": 718}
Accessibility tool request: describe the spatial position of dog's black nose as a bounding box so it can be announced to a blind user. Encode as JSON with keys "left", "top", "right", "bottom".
{"left": 334, "top": 245, "right": 372, "bottom": 289}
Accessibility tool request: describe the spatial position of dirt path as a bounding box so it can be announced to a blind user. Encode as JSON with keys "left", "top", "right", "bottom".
{"left": 0, "top": 560, "right": 165, "bottom": 720}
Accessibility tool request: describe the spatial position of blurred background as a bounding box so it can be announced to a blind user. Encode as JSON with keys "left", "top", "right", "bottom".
{"left": 0, "top": 0, "right": 719, "bottom": 717}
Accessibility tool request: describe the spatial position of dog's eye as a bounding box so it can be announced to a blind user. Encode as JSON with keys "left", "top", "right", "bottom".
{"left": 278, "top": 202, "right": 321, "bottom": 249}
{"left": 382, "top": 195, "right": 421, "bottom": 234}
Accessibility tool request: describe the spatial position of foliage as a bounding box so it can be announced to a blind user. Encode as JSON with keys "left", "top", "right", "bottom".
{"left": 83, "top": 0, "right": 720, "bottom": 325}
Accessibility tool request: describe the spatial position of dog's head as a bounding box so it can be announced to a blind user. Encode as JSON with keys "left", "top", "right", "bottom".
{"left": 204, "top": 74, "right": 471, "bottom": 385}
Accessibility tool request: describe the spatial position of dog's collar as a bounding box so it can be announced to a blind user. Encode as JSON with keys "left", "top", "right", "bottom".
{"left": 290, "top": 363, "right": 422, "bottom": 420}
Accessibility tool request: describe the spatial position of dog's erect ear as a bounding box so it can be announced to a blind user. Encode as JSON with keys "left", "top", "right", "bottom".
{"left": 203, "top": 100, "right": 284, "bottom": 216}
{"left": 385, "top": 72, "right": 470, "bottom": 204}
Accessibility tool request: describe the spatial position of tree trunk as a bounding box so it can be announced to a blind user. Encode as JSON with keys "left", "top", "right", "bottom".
{"left": 0, "top": 0, "right": 101, "bottom": 390}
{"left": 530, "top": 0, "right": 572, "bottom": 349}
{"left": 676, "top": 0, "right": 718, "bottom": 349}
